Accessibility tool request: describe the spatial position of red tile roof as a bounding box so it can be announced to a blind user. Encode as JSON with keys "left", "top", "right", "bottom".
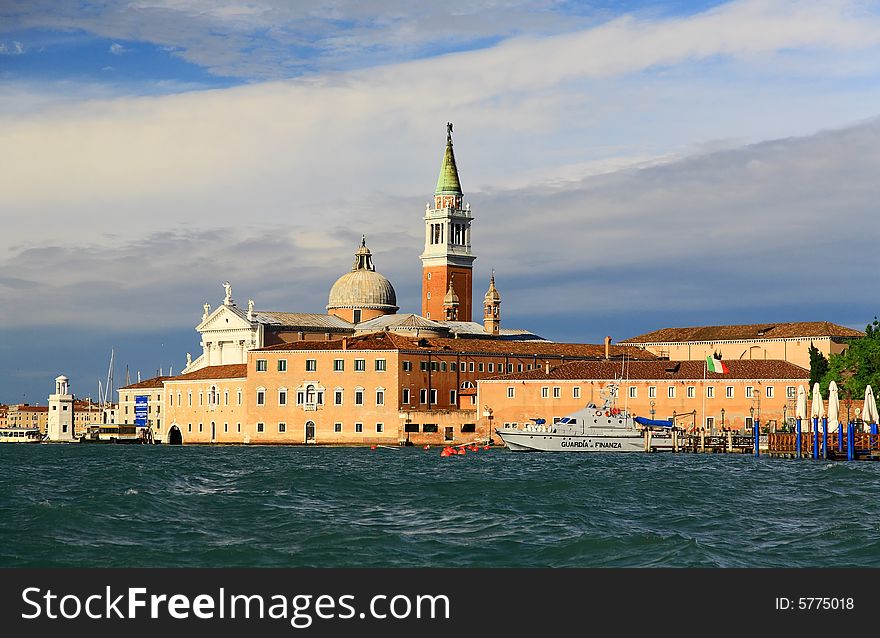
{"left": 621, "top": 321, "right": 864, "bottom": 344}
{"left": 119, "top": 376, "right": 173, "bottom": 390}
{"left": 167, "top": 364, "right": 248, "bottom": 381}
{"left": 489, "top": 359, "right": 809, "bottom": 381}
{"left": 253, "top": 331, "right": 656, "bottom": 359}
{"left": 11, "top": 405, "right": 50, "bottom": 412}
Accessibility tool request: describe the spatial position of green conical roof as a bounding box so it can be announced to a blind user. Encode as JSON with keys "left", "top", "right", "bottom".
{"left": 435, "top": 126, "right": 462, "bottom": 194}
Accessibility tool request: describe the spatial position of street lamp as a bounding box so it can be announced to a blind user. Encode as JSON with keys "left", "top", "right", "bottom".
{"left": 650, "top": 400, "right": 656, "bottom": 421}
{"left": 783, "top": 404, "right": 788, "bottom": 432}
{"left": 721, "top": 407, "right": 725, "bottom": 431}
{"left": 750, "top": 406, "right": 755, "bottom": 434}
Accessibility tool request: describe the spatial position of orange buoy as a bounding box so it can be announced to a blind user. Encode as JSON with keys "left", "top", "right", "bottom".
{"left": 457, "top": 448, "right": 466, "bottom": 455}
{"left": 424, "top": 445, "right": 430, "bottom": 450}
{"left": 605, "top": 411, "right": 610, "bottom": 417}
{"left": 483, "top": 445, "right": 490, "bottom": 450}
{"left": 371, "top": 445, "right": 377, "bottom": 450}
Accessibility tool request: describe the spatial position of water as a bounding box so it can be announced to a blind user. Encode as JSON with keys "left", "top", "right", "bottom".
{"left": 2, "top": 444, "right": 879, "bottom": 568}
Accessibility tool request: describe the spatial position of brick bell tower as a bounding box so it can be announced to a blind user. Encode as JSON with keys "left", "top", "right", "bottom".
{"left": 420, "top": 122, "right": 475, "bottom": 321}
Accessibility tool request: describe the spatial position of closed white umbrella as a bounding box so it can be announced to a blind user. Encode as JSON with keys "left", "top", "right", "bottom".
{"left": 810, "top": 382, "right": 825, "bottom": 419}
{"left": 796, "top": 384, "right": 807, "bottom": 423}
{"left": 863, "top": 385, "right": 879, "bottom": 425}
{"left": 827, "top": 381, "right": 840, "bottom": 431}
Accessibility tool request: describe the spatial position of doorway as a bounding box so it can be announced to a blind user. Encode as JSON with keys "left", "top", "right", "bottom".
{"left": 168, "top": 425, "right": 183, "bottom": 445}
{"left": 305, "top": 421, "right": 316, "bottom": 443}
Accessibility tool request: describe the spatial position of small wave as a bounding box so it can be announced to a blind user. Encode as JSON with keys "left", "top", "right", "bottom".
{"left": 124, "top": 489, "right": 138, "bottom": 495}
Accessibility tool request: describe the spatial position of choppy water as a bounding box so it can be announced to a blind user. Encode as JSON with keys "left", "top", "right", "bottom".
{"left": 2, "top": 444, "right": 879, "bottom": 568}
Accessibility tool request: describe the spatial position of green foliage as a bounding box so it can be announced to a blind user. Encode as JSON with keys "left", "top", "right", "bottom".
{"left": 808, "top": 342, "right": 828, "bottom": 395}
{"left": 820, "top": 317, "right": 880, "bottom": 402}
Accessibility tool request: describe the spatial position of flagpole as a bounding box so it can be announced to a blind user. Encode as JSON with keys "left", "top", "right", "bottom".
{"left": 701, "top": 355, "right": 707, "bottom": 434}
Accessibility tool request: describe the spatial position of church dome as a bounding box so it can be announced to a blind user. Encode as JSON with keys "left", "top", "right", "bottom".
{"left": 327, "top": 237, "right": 399, "bottom": 312}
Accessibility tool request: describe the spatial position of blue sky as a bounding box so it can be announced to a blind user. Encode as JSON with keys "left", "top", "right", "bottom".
{"left": 2, "top": 0, "right": 880, "bottom": 403}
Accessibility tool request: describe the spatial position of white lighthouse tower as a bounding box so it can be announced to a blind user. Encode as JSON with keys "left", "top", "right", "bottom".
{"left": 47, "top": 375, "right": 75, "bottom": 442}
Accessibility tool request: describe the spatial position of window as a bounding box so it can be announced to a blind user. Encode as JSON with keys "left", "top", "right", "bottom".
{"left": 427, "top": 292, "right": 431, "bottom": 300}
{"left": 745, "top": 386, "right": 754, "bottom": 398}
{"left": 706, "top": 417, "right": 715, "bottom": 430}
{"left": 355, "top": 388, "right": 364, "bottom": 405}
{"left": 726, "top": 386, "right": 734, "bottom": 398}
{"left": 423, "top": 424, "right": 438, "bottom": 433}
{"left": 169, "top": 394, "right": 173, "bottom": 407}
{"left": 489, "top": 363, "right": 495, "bottom": 373}
{"left": 355, "top": 423, "right": 363, "bottom": 433}
{"left": 451, "top": 362, "right": 457, "bottom": 372}
{"left": 667, "top": 386, "right": 676, "bottom": 399}
{"left": 355, "top": 359, "right": 366, "bottom": 372}
{"left": 334, "top": 423, "right": 342, "bottom": 433}
{"left": 198, "top": 423, "right": 203, "bottom": 432}
{"left": 426, "top": 272, "right": 431, "bottom": 280}
{"left": 375, "top": 359, "right": 386, "bottom": 371}
{"left": 376, "top": 389, "right": 385, "bottom": 405}
{"left": 306, "top": 359, "right": 317, "bottom": 372}
{"left": 420, "top": 361, "right": 428, "bottom": 371}
{"left": 419, "top": 389, "right": 427, "bottom": 404}
{"left": 376, "top": 423, "right": 384, "bottom": 433}
{"left": 256, "top": 422, "right": 264, "bottom": 433}
{"left": 334, "top": 359, "right": 344, "bottom": 372}
{"left": 541, "top": 387, "right": 549, "bottom": 398}
{"left": 449, "top": 390, "right": 457, "bottom": 404}
{"left": 402, "top": 388, "right": 410, "bottom": 404}
{"left": 188, "top": 424, "right": 192, "bottom": 432}
{"left": 278, "top": 389, "right": 287, "bottom": 406}
{"left": 745, "top": 417, "right": 754, "bottom": 431}
{"left": 707, "top": 386, "right": 715, "bottom": 398}
{"left": 461, "top": 423, "right": 476, "bottom": 433}
{"left": 278, "top": 423, "right": 286, "bottom": 433}
{"left": 573, "top": 387, "right": 581, "bottom": 399}
{"left": 479, "top": 363, "right": 484, "bottom": 373}
{"left": 237, "top": 390, "right": 242, "bottom": 406}
{"left": 334, "top": 389, "right": 343, "bottom": 405}
{"left": 256, "top": 359, "right": 267, "bottom": 372}
{"left": 224, "top": 423, "right": 228, "bottom": 433}
{"left": 786, "top": 386, "right": 796, "bottom": 399}
{"left": 440, "top": 362, "right": 447, "bottom": 372}
{"left": 277, "top": 359, "right": 287, "bottom": 372}
{"left": 629, "top": 386, "right": 637, "bottom": 399}
{"left": 469, "top": 362, "right": 475, "bottom": 372}
{"left": 224, "top": 390, "right": 229, "bottom": 406}
{"left": 648, "top": 386, "right": 657, "bottom": 399}
{"left": 766, "top": 386, "right": 774, "bottom": 398}
{"left": 687, "top": 386, "right": 695, "bottom": 399}
{"left": 353, "top": 309, "right": 362, "bottom": 323}
{"left": 430, "top": 389, "right": 438, "bottom": 404}
{"left": 187, "top": 392, "right": 193, "bottom": 407}
{"left": 296, "top": 391, "right": 305, "bottom": 405}
{"left": 553, "top": 387, "right": 561, "bottom": 399}
{"left": 404, "top": 423, "right": 419, "bottom": 433}
{"left": 507, "top": 364, "right": 513, "bottom": 373}
{"left": 507, "top": 387, "right": 515, "bottom": 399}
{"left": 237, "top": 423, "right": 241, "bottom": 433}
{"left": 518, "top": 364, "right": 523, "bottom": 372}
{"left": 402, "top": 361, "right": 412, "bottom": 372}
{"left": 198, "top": 392, "right": 203, "bottom": 406}
{"left": 256, "top": 389, "right": 266, "bottom": 406}
{"left": 431, "top": 362, "right": 439, "bottom": 372}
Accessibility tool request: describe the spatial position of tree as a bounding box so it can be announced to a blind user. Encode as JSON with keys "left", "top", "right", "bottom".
{"left": 820, "top": 317, "right": 880, "bottom": 402}
{"left": 808, "top": 342, "right": 828, "bottom": 393}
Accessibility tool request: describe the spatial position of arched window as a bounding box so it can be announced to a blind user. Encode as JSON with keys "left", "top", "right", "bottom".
{"left": 460, "top": 381, "right": 475, "bottom": 389}
{"left": 306, "top": 384, "right": 316, "bottom": 404}
{"left": 210, "top": 385, "right": 218, "bottom": 406}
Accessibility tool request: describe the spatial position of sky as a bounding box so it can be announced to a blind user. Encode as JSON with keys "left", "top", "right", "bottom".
{"left": 2, "top": 0, "right": 879, "bottom": 404}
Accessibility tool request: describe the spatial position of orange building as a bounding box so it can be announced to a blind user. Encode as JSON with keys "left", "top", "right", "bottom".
{"left": 620, "top": 321, "right": 863, "bottom": 370}
{"left": 478, "top": 359, "right": 810, "bottom": 435}
{"left": 6, "top": 405, "right": 49, "bottom": 432}
{"left": 163, "top": 364, "right": 247, "bottom": 444}
{"left": 236, "top": 332, "right": 654, "bottom": 445}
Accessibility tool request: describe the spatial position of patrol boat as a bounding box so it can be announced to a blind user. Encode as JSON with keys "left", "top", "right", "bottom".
{"left": 495, "top": 382, "right": 670, "bottom": 452}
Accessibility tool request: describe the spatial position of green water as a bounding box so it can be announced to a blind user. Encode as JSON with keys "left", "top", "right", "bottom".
{"left": 2, "top": 444, "right": 879, "bottom": 567}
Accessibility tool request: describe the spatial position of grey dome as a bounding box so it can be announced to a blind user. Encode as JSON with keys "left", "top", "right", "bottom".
{"left": 327, "top": 237, "right": 399, "bottom": 312}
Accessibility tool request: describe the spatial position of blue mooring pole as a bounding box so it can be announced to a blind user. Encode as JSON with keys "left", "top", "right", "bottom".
{"left": 754, "top": 418, "right": 760, "bottom": 457}
{"left": 796, "top": 417, "right": 802, "bottom": 458}
{"left": 837, "top": 422, "right": 843, "bottom": 452}
{"left": 813, "top": 417, "right": 819, "bottom": 460}
{"left": 872, "top": 423, "right": 878, "bottom": 454}
{"left": 822, "top": 417, "right": 828, "bottom": 460}
{"left": 847, "top": 423, "right": 855, "bottom": 461}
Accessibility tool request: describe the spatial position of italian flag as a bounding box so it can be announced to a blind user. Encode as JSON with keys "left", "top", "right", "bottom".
{"left": 706, "top": 356, "right": 729, "bottom": 374}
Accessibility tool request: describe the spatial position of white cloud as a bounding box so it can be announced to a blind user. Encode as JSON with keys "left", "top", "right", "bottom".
{"left": 108, "top": 42, "right": 130, "bottom": 55}
{"left": 0, "top": 40, "right": 24, "bottom": 54}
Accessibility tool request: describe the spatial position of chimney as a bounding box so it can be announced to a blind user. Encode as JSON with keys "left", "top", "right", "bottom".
{"left": 544, "top": 360, "right": 550, "bottom": 374}
{"left": 342, "top": 337, "right": 348, "bottom": 351}
{"left": 604, "top": 335, "right": 611, "bottom": 360}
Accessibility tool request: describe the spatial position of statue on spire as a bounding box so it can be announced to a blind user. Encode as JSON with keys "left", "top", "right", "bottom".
{"left": 447, "top": 122, "right": 453, "bottom": 143}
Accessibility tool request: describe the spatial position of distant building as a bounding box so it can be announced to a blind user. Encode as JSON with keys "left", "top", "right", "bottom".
{"left": 162, "top": 364, "right": 247, "bottom": 444}
{"left": 117, "top": 376, "right": 170, "bottom": 430}
{"left": 47, "top": 375, "right": 75, "bottom": 441}
{"left": 620, "top": 321, "right": 863, "bottom": 370}
{"left": 6, "top": 404, "right": 49, "bottom": 432}
{"left": 0, "top": 405, "right": 7, "bottom": 429}
{"left": 479, "top": 359, "right": 811, "bottom": 434}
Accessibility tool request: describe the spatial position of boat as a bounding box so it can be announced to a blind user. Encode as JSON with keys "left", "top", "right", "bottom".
{"left": 79, "top": 424, "right": 148, "bottom": 444}
{"left": 495, "top": 382, "right": 672, "bottom": 452}
{"left": 0, "top": 427, "right": 44, "bottom": 443}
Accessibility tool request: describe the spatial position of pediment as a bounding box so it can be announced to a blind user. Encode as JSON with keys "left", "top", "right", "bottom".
{"left": 197, "top": 305, "right": 253, "bottom": 332}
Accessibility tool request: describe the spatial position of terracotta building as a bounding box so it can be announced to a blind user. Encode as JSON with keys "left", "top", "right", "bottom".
{"left": 6, "top": 405, "right": 49, "bottom": 432}
{"left": 478, "top": 359, "right": 811, "bottom": 435}
{"left": 620, "top": 321, "right": 863, "bottom": 370}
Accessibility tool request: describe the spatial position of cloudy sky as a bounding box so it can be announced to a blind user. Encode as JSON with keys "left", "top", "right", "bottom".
{"left": 2, "top": 0, "right": 879, "bottom": 404}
